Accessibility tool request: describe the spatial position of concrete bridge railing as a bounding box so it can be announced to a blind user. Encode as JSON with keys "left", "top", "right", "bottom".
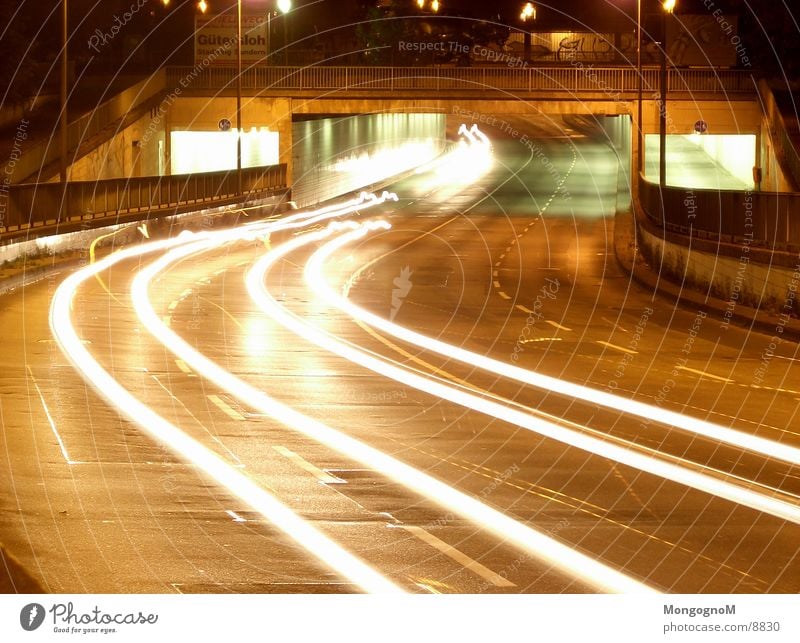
{"left": 166, "top": 65, "right": 755, "bottom": 97}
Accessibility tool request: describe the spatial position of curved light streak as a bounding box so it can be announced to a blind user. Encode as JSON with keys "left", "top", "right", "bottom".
{"left": 306, "top": 227, "right": 800, "bottom": 470}
{"left": 51, "top": 203, "right": 405, "bottom": 595}
{"left": 246, "top": 225, "right": 800, "bottom": 527}
{"left": 132, "top": 225, "right": 655, "bottom": 595}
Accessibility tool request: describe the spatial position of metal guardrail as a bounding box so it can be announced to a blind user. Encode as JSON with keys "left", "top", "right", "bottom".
{"left": 166, "top": 65, "right": 755, "bottom": 95}
{"left": 1, "top": 163, "right": 286, "bottom": 237}
{"left": 638, "top": 175, "right": 800, "bottom": 249}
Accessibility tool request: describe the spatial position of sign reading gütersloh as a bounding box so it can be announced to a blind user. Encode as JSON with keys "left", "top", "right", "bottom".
{"left": 194, "top": 14, "right": 269, "bottom": 65}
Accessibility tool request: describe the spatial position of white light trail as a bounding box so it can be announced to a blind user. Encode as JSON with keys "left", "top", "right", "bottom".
{"left": 132, "top": 225, "right": 655, "bottom": 594}
{"left": 262, "top": 225, "right": 800, "bottom": 526}
{"left": 306, "top": 227, "right": 800, "bottom": 470}
{"left": 50, "top": 202, "right": 405, "bottom": 595}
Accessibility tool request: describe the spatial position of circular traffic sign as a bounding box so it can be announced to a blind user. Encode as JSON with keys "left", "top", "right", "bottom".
{"left": 219, "top": 118, "right": 232, "bottom": 132}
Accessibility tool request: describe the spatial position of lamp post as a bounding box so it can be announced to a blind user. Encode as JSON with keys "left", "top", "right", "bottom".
{"left": 636, "top": 0, "right": 642, "bottom": 174}
{"left": 659, "top": 0, "right": 675, "bottom": 187}
{"left": 60, "top": 0, "right": 67, "bottom": 187}
{"left": 234, "top": 0, "right": 291, "bottom": 195}
{"left": 521, "top": 3, "right": 536, "bottom": 63}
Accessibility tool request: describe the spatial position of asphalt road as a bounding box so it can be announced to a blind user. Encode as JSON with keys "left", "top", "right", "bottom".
{"left": 1, "top": 114, "right": 799, "bottom": 594}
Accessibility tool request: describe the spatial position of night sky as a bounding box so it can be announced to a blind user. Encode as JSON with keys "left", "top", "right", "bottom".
{"left": 0, "top": 0, "right": 797, "bottom": 101}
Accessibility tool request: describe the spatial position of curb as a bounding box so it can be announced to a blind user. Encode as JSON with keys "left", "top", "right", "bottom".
{"left": 0, "top": 546, "right": 46, "bottom": 593}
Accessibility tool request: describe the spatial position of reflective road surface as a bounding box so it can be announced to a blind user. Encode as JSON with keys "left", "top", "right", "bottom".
{"left": 2, "top": 115, "right": 799, "bottom": 594}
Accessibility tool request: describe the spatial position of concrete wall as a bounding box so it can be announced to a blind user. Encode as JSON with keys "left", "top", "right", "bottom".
{"left": 637, "top": 220, "right": 800, "bottom": 316}
{"left": 67, "top": 109, "right": 164, "bottom": 182}
{"left": 291, "top": 112, "right": 446, "bottom": 207}
{"left": 759, "top": 116, "right": 796, "bottom": 192}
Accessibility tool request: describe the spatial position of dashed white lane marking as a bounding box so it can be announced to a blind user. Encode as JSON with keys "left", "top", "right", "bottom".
{"left": 162, "top": 316, "right": 171, "bottom": 326}
{"left": 225, "top": 510, "right": 247, "bottom": 523}
{"left": 207, "top": 394, "right": 246, "bottom": 420}
{"left": 545, "top": 320, "right": 573, "bottom": 332}
{"left": 27, "top": 366, "right": 80, "bottom": 465}
{"left": 272, "top": 446, "right": 346, "bottom": 484}
{"left": 168, "top": 300, "right": 179, "bottom": 311}
{"left": 602, "top": 316, "right": 629, "bottom": 333}
{"left": 596, "top": 340, "right": 638, "bottom": 355}
{"left": 493, "top": 281, "right": 501, "bottom": 289}
{"left": 516, "top": 304, "right": 534, "bottom": 314}
{"left": 677, "top": 366, "right": 733, "bottom": 383}
{"left": 396, "top": 525, "right": 516, "bottom": 588}
{"left": 498, "top": 291, "right": 511, "bottom": 300}
{"left": 151, "top": 376, "right": 244, "bottom": 467}
{"left": 175, "top": 359, "right": 194, "bottom": 375}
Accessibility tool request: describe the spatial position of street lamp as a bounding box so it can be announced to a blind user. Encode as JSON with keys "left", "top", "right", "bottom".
{"left": 520, "top": 3, "right": 536, "bottom": 63}
{"left": 416, "top": 0, "right": 440, "bottom": 12}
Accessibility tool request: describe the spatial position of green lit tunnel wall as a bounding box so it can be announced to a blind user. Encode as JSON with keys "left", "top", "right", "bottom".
{"left": 291, "top": 113, "right": 446, "bottom": 207}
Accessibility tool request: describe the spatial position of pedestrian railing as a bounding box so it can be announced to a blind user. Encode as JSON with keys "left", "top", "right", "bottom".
{"left": 166, "top": 65, "right": 755, "bottom": 96}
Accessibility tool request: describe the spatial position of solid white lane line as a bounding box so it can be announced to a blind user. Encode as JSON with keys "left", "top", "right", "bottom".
{"left": 26, "top": 366, "right": 78, "bottom": 465}
{"left": 273, "top": 446, "right": 346, "bottom": 484}
{"left": 397, "top": 525, "right": 516, "bottom": 588}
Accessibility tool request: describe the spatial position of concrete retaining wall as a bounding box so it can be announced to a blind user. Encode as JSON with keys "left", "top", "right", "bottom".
{"left": 637, "top": 217, "right": 800, "bottom": 317}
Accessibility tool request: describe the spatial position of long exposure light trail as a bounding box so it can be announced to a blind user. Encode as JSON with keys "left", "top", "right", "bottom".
{"left": 50, "top": 203, "right": 405, "bottom": 595}
{"left": 246, "top": 224, "right": 800, "bottom": 526}
{"left": 305, "top": 227, "right": 800, "bottom": 470}
{"left": 133, "top": 226, "right": 654, "bottom": 595}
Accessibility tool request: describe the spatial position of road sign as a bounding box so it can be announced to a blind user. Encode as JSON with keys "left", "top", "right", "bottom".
{"left": 219, "top": 118, "right": 232, "bottom": 132}
{"left": 694, "top": 120, "right": 708, "bottom": 134}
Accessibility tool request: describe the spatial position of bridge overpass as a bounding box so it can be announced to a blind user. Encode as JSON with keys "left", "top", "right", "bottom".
{"left": 2, "top": 64, "right": 797, "bottom": 254}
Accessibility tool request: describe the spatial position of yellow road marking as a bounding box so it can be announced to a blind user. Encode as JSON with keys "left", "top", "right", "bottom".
{"left": 175, "top": 359, "right": 194, "bottom": 375}
{"left": 207, "top": 394, "right": 246, "bottom": 420}
{"left": 89, "top": 226, "right": 128, "bottom": 304}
